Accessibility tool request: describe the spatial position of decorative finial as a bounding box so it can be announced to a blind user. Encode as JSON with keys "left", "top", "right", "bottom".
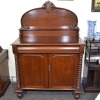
{"left": 42, "top": 1, "right": 55, "bottom": 13}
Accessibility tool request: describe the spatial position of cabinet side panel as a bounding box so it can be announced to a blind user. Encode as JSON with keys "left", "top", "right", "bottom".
{"left": 0, "top": 58, "right": 10, "bottom": 91}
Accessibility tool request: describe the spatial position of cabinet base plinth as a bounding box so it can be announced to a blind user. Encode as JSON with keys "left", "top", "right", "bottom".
{"left": 15, "top": 88, "right": 81, "bottom": 100}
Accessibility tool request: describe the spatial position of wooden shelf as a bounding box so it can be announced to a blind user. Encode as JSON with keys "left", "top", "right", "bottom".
{"left": 88, "top": 62, "right": 100, "bottom": 70}
{"left": 83, "top": 78, "right": 100, "bottom": 93}
{"left": 85, "top": 61, "right": 100, "bottom": 70}
{"left": 86, "top": 48, "right": 100, "bottom": 55}
{"left": 84, "top": 37, "right": 100, "bottom": 43}
{"left": 83, "top": 85, "right": 100, "bottom": 93}
{"left": 83, "top": 38, "right": 100, "bottom": 93}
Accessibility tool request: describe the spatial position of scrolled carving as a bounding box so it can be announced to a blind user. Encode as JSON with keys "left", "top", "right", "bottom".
{"left": 42, "top": 1, "right": 55, "bottom": 13}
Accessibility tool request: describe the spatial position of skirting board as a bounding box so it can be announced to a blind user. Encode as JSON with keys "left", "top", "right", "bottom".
{"left": 10, "top": 76, "right": 16, "bottom": 83}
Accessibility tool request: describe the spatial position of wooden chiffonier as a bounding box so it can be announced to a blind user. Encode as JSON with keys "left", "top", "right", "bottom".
{"left": 12, "top": 1, "right": 85, "bottom": 100}
{"left": 0, "top": 46, "right": 10, "bottom": 97}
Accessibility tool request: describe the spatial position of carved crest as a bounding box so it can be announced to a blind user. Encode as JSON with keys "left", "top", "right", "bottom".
{"left": 42, "top": 1, "right": 55, "bottom": 13}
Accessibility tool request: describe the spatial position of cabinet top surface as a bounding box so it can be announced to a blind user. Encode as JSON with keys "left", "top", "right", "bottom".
{"left": 12, "top": 36, "right": 84, "bottom": 46}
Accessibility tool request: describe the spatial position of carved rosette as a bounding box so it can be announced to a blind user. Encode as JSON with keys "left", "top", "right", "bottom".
{"left": 42, "top": 1, "right": 55, "bottom": 13}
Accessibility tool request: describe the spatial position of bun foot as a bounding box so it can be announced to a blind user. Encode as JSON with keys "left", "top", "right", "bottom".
{"left": 75, "top": 93, "right": 80, "bottom": 100}
{"left": 17, "top": 92, "right": 23, "bottom": 98}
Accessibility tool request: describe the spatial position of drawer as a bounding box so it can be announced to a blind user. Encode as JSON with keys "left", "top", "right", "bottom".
{"left": 17, "top": 46, "right": 80, "bottom": 53}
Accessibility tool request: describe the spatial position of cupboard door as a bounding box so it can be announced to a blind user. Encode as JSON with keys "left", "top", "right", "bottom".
{"left": 49, "top": 54, "right": 78, "bottom": 89}
{"left": 19, "top": 54, "right": 48, "bottom": 89}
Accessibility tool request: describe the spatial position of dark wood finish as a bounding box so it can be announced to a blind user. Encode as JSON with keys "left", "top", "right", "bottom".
{"left": 0, "top": 47, "right": 10, "bottom": 97}
{"left": 21, "top": 3, "right": 78, "bottom": 28}
{"left": 49, "top": 54, "right": 78, "bottom": 89}
{"left": 83, "top": 38, "right": 100, "bottom": 92}
{"left": 94, "top": 71, "right": 100, "bottom": 87}
{"left": 12, "top": 1, "right": 85, "bottom": 100}
{"left": 0, "top": 46, "right": 3, "bottom": 53}
{"left": 19, "top": 1, "right": 79, "bottom": 43}
{"left": 19, "top": 54, "right": 48, "bottom": 89}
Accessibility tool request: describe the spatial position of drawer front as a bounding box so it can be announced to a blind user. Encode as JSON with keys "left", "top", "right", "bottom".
{"left": 17, "top": 46, "right": 79, "bottom": 53}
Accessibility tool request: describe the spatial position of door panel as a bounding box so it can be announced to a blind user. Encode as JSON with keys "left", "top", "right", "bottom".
{"left": 49, "top": 54, "right": 78, "bottom": 89}
{"left": 19, "top": 54, "right": 48, "bottom": 88}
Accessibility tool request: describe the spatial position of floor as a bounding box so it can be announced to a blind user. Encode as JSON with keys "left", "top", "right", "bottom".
{"left": 0, "top": 83, "right": 99, "bottom": 100}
